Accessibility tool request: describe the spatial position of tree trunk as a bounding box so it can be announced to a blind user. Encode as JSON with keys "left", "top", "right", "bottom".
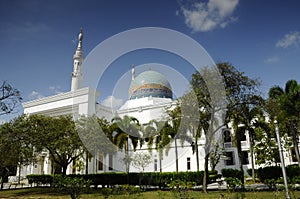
{"left": 159, "top": 150, "right": 162, "bottom": 173}
{"left": 203, "top": 152, "right": 209, "bottom": 193}
{"left": 174, "top": 138, "right": 178, "bottom": 173}
{"left": 249, "top": 133, "right": 255, "bottom": 181}
{"left": 0, "top": 174, "right": 4, "bottom": 191}
{"left": 18, "top": 164, "right": 21, "bottom": 184}
{"left": 195, "top": 138, "right": 199, "bottom": 172}
{"left": 62, "top": 165, "right": 68, "bottom": 176}
{"left": 0, "top": 178, "right": 4, "bottom": 191}
{"left": 236, "top": 128, "right": 245, "bottom": 190}
{"left": 85, "top": 152, "right": 89, "bottom": 175}
{"left": 292, "top": 121, "right": 300, "bottom": 166}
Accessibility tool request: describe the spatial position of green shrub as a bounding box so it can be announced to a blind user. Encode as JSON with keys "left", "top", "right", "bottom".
{"left": 169, "top": 179, "right": 196, "bottom": 199}
{"left": 26, "top": 170, "right": 218, "bottom": 189}
{"left": 257, "top": 166, "right": 282, "bottom": 182}
{"left": 286, "top": 164, "right": 300, "bottom": 180}
{"left": 225, "top": 177, "right": 242, "bottom": 191}
{"left": 26, "top": 174, "right": 54, "bottom": 186}
{"left": 53, "top": 175, "right": 90, "bottom": 199}
{"left": 221, "top": 169, "right": 243, "bottom": 181}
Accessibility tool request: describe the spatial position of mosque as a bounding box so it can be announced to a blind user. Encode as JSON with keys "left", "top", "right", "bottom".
{"left": 19, "top": 29, "right": 297, "bottom": 177}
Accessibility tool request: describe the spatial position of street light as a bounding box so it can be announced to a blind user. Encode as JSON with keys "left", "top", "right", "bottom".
{"left": 274, "top": 119, "right": 291, "bottom": 199}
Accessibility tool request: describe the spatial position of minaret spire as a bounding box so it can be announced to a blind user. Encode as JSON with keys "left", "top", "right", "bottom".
{"left": 71, "top": 28, "right": 84, "bottom": 91}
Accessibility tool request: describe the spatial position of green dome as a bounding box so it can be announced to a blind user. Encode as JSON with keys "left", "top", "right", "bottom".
{"left": 129, "top": 70, "right": 172, "bottom": 99}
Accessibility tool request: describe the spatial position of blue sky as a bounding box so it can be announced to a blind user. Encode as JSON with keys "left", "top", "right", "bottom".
{"left": 1, "top": 0, "right": 300, "bottom": 120}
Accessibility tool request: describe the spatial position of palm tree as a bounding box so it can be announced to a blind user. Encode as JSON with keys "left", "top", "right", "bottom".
{"left": 143, "top": 120, "right": 167, "bottom": 172}
{"left": 268, "top": 80, "right": 300, "bottom": 166}
{"left": 236, "top": 105, "right": 267, "bottom": 181}
{"left": 111, "top": 115, "right": 141, "bottom": 173}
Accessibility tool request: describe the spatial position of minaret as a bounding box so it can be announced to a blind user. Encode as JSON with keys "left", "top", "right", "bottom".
{"left": 71, "top": 28, "right": 83, "bottom": 91}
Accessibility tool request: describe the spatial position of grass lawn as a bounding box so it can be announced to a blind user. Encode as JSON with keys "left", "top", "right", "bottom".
{"left": 0, "top": 188, "right": 299, "bottom": 198}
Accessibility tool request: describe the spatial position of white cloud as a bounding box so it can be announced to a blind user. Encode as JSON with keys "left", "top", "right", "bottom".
{"left": 49, "top": 86, "right": 62, "bottom": 94}
{"left": 0, "top": 21, "right": 50, "bottom": 35}
{"left": 101, "top": 96, "right": 123, "bottom": 108}
{"left": 28, "top": 91, "right": 44, "bottom": 100}
{"left": 180, "top": 0, "right": 239, "bottom": 32}
{"left": 276, "top": 31, "right": 300, "bottom": 48}
{"left": 264, "top": 56, "right": 279, "bottom": 63}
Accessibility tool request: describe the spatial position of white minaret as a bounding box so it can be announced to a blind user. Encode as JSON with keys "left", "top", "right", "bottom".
{"left": 71, "top": 28, "right": 83, "bottom": 91}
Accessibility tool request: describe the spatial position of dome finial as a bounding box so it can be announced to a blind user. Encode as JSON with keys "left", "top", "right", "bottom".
{"left": 131, "top": 64, "right": 135, "bottom": 81}
{"left": 77, "top": 27, "right": 83, "bottom": 49}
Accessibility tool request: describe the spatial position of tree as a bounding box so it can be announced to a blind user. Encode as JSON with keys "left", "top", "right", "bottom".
{"left": 209, "top": 142, "right": 224, "bottom": 171}
{"left": 189, "top": 65, "right": 227, "bottom": 192}
{"left": 218, "top": 63, "right": 261, "bottom": 189}
{"left": 189, "top": 63, "right": 261, "bottom": 191}
{"left": 111, "top": 115, "right": 141, "bottom": 173}
{"left": 76, "top": 115, "right": 117, "bottom": 174}
{"left": 132, "top": 152, "right": 152, "bottom": 172}
{"left": 253, "top": 122, "right": 281, "bottom": 165}
{"left": 143, "top": 120, "right": 166, "bottom": 172}
{"left": 25, "top": 114, "right": 84, "bottom": 175}
{"left": 268, "top": 80, "right": 300, "bottom": 166}
{"left": 0, "top": 81, "right": 22, "bottom": 115}
{"left": 237, "top": 106, "right": 267, "bottom": 181}
{"left": 0, "top": 116, "right": 35, "bottom": 190}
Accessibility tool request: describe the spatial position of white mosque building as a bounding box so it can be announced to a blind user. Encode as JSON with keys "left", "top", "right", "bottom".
{"left": 19, "top": 29, "right": 297, "bottom": 177}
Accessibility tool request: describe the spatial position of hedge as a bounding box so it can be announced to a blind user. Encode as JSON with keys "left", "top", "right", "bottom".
{"left": 27, "top": 174, "right": 54, "bottom": 186}
{"left": 27, "top": 170, "right": 219, "bottom": 188}
{"left": 221, "top": 168, "right": 243, "bottom": 181}
{"left": 257, "top": 166, "right": 282, "bottom": 183}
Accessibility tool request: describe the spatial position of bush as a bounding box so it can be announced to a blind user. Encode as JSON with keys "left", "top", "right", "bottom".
{"left": 286, "top": 164, "right": 300, "bottom": 180}
{"left": 26, "top": 174, "right": 54, "bottom": 186}
{"left": 221, "top": 169, "right": 243, "bottom": 181}
{"left": 246, "top": 168, "right": 257, "bottom": 178}
{"left": 257, "top": 166, "right": 282, "bottom": 182}
{"left": 257, "top": 166, "right": 282, "bottom": 190}
{"left": 53, "top": 175, "right": 90, "bottom": 199}
{"left": 27, "top": 170, "right": 218, "bottom": 189}
{"left": 225, "top": 177, "right": 242, "bottom": 191}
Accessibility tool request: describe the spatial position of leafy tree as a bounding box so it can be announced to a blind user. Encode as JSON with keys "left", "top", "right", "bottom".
{"left": 25, "top": 114, "right": 84, "bottom": 175}
{"left": 132, "top": 152, "right": 152, "bottom": 172}
{"left": 218, "top": 63, "right": 261, "bottom": 189}
{"left": 0, "top": 116, "right": 35, "bottom": 190}
{"left": 188, "top": 63, "right": 261, "bottom": 191}
{"left": 254, "top": 123, "right": 281, "bottom": 165}
{"left": 76, "top": 115, "right": 117, "bottom": 174}
{"left": 189, "top": 64, "right": 227, "bottom": 192}
{"left": 0, "top": 81, "right": 22, "bottom": 115}
{"left": 209, "top": 142, "right": 225, "bottom": 171}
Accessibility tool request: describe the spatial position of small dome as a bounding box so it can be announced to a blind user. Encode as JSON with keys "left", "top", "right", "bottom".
{"left": 129, "top": 70, "right": 172, "bottom": 99}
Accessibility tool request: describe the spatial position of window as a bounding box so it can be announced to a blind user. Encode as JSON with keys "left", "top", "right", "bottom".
{"left": 223, "top": 129, "right": 231, "bottom": 143}
{"left": 242, "top": 151, "right": 249, "bottom": 165}
{"left": 238, "top": 128, "right": 246, "bottom": 141}
{"left": 187, "top": 157, "right": 191, "bottom": 170}
{"left": 98, "top": 153, "right": 103, "bottom": 171}
{"left": 109, "top": 154, "right": 113, "bottom": 170}
{"left": 225, "top": 151, "right": 235, "bottom": 166}
{"left": 154, "top": 159, "right": 158, "bottom": 171}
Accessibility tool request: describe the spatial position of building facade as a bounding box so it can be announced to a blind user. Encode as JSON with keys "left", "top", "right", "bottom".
{"left": 20, "top": 30, "right": 298, "bottom": 177}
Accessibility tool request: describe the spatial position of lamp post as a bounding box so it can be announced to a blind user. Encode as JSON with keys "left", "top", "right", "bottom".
{"left": 274, "top": 120, "right": 291, "bottom": 199}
